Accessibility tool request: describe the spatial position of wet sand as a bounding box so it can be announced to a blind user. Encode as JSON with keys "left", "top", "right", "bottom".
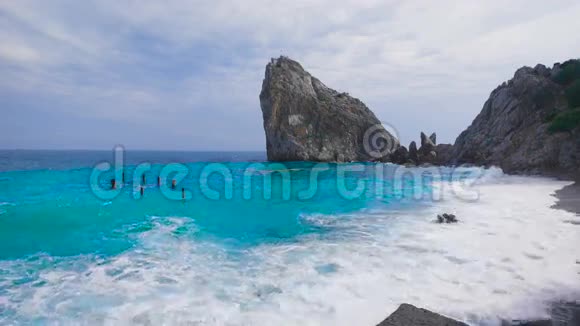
{"left": 552, "top": 182, "right": 580, "bottom": 217}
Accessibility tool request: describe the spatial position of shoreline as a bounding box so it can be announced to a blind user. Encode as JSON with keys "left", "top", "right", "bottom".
{"left": 376, "top": 177, "right": 580, "bottom": 326}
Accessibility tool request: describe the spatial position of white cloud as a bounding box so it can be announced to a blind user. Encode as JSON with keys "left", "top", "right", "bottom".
{"left": 1, "top": 0, "right": 580, "bottom": 149}
{"left": 0, "top": 42, "right": 41, "bottom": 63}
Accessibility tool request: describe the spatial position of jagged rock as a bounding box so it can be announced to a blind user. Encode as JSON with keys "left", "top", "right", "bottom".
{"left": 420, "top": 132, "right": 430, "bottom": 148}
{"left": 434, "top": 144, "right": 454, "bottom": 165}
{"left": 451, "top": 60, "right": 580, "bottom": 177}
{"left": 408, "top": 141, "right": 418, "bottom": 163}
{"left": 418, "top": 132, "right": 437, "bottom": 164}
{"left": 390, "top": 146, "right": 409, "bottom": 165}
{"left": 419, "top": 132, "right": 436, "bottom": 152}
{"left": 259, "top": 56, "right": 399, "bottom": 162}
{"left": 377, "top": 303, "right": 467, "bottom": 326}
{"left": 390, "top": 133, "right": 450, "bottom": 166}
{"left": 534, "top": 64, "right": 550, "bottom": 78}
{"left": 550, "top": 63, "right": 563, "bottom": 80}
{"left": 429, "top": 132, "right": 437, "bottom": 145}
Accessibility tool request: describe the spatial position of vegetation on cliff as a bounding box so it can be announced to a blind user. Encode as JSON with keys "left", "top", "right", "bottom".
{"left": 549, "top": 59, "right": 580, "bottom": 133}
{"left": 548, "top": 108, "right": 580, "bottom": 133}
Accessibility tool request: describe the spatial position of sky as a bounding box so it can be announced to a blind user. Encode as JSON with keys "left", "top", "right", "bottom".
{"left": 1, "top": 0, "right": 579, "bottom": 151}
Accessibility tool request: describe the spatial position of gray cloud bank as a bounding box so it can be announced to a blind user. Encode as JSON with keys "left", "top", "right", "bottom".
{"left": 1, "top": 0, "right": 579, "bottom": 150}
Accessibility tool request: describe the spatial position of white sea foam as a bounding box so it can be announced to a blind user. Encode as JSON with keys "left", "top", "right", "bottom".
{"left": 2, "top": 170, "right": 580, "bottom": 325}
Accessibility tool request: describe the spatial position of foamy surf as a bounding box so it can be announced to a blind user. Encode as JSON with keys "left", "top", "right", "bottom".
{"left": 0, "top": 168, "right": 579, "bottom": 325}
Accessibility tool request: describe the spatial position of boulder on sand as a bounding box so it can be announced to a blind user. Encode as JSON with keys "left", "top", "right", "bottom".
{"left": 437, "top": 213, "right": 458, "bottom": 223}
{"left": 376, "top": 303, "right": 467, "bottom": 326}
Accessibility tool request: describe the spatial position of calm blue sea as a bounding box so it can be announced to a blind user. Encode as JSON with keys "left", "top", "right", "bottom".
{"left": 0, "top": 150, "right": 578, "bottom": 325}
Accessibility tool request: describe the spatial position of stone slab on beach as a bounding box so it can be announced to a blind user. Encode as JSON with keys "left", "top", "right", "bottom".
{"left": 376, "top": 304, "right": 467, "bottom": 326}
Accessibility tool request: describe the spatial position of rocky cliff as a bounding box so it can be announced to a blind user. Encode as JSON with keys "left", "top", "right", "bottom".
{"left": 451, "top": 59, "right": 580, "bottom": 178}
{"left": 259, "top": 56, "right": 399, "bottom": 162}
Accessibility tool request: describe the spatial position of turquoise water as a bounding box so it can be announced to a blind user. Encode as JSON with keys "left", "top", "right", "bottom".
{"left": 0, "top": 151, "right": 436, "bottom": 323}
{"left": 1, "top": 151, "right": 578, "bottom": 325}
{"left": 0, "top": 155, "right": 428, "bottom": 260}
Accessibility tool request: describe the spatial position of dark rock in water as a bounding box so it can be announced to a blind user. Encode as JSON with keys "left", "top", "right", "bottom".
{"left": 429, "top": 132, "right": 437, "bottom": 145}
{"left": 392, "top": 133, "right": 451, "bottom": 166}
{"left": 434, "top": 144, "right": 454, "bottom": 165}
{"left": 390, "top": 146, "right": 409, "bottom": 165}
{"left": 437, "top": 213, "right": 458, "bottom": 223}
{"left": 409, "top": 141, "right": 419, "bottom": 163}
{"left": 420, "top": 132, "right": 434, "bottom": 149}
{"left": 377, "top": 303, "right": 467, "bottom": 326}
{"left": 423, "top": 151, "right": 438, "bottom": 164}
{"left": 417, "top": 131, "right": 438, "bottom": 164}
{"left": 259, "top": 56, "right": 399, "bottom": 162}
{"left": 451, "top": 59, "right": 580, "bottom": 177}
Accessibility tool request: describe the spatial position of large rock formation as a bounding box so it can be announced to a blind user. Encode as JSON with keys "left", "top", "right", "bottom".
{"left": 259, "top": 56, "right": 399, "bottom": 162}
{"left": 451, "top": 60, "right": 580, "bottom": 178}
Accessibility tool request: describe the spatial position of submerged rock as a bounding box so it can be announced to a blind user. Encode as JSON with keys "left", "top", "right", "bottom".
{"left": 259, "top": 56, "right": 399, "bottom": 162}
{"left": 377, "top": 303, "right": 467, "bottom": 326}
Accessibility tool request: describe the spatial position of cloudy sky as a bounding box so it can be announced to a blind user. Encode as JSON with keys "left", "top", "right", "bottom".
{"left": 1, "top": 0, "right": 579, "bottom": 150}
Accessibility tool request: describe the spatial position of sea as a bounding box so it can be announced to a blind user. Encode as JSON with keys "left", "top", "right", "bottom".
{"left": 0, "top": 150, "right": 578, "bottom": 325}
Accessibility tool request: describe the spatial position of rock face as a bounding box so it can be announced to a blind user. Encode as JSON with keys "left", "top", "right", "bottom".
{"left": 434, "top": 143, "right": 454, "bottom": 165}
{"left": 418, "top": 132, "right": 437, "bottom": 164}
{"left": 259, "top": 56, "right": 399, "bottom": 162}
{"left": 390, "top": 146, "right": 409, "bottom": 165}
{"left": 451, "top": 61, "right": 580, "bottom": 178}
{"left": 376, "top": 304, "right": 467, "bottom": 326}
{"left": 409, "top": 141, "right": 419, "bottom": 163}
{"left": 389, "top": 131, "right": 453, "bottom": 166}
